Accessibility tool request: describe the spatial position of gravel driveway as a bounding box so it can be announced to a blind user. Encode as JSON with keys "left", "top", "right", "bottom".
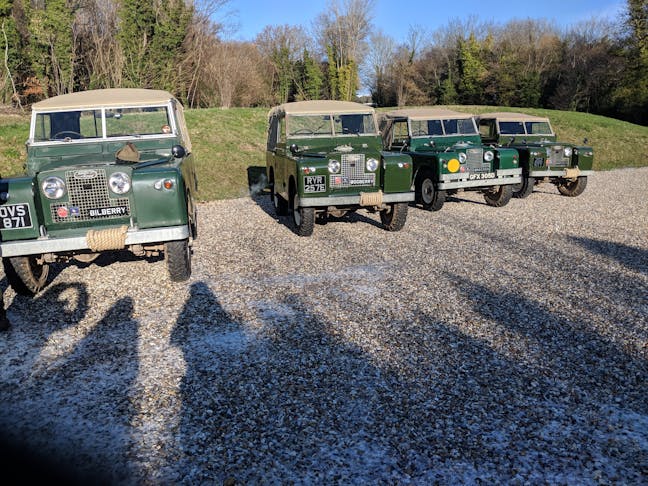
{"left": 1, "top": 168, "right": 647, "bottom": 484}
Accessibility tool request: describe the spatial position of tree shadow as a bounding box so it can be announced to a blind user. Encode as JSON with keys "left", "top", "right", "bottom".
{"left": 569, "top": 236, "right": 648, "bottom": 275}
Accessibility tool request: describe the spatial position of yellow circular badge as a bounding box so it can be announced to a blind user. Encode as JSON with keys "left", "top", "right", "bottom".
{"left": 447, "top": 158, "right": 460, "bottom": 173}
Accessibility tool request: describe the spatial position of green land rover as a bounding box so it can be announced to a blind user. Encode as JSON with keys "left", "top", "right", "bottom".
{"left": 477, "top": 112, "right": 594, "bottom": 198}
{"left": 0, "top": 88, "right": 198, "bottom": 295}
{"left": 381, "top": 108, "right": 521, "bottom": 211}
{"left": 266, "top": 100, "right": 414, "bottom": 236}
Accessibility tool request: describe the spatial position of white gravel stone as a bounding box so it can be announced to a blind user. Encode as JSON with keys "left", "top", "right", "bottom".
{"left": 0, "top": 167, "right": 647, "bottom": 484}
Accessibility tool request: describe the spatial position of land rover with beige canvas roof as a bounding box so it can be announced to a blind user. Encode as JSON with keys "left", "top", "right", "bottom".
{"left": 381, "top": 108, "right": 521, "bottom": 210}
{"left": 478, "top": 112, "right": 593, "bottom": 198}
{"left": 0, "top": 88, "right": 198, "bottom": 295}
{"left": 266, "top": 100, "right": 414, "bottom": 236}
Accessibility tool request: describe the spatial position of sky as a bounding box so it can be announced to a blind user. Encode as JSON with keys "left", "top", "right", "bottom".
{"left": 223, "top": 0, "right": 627, "bottom": 43}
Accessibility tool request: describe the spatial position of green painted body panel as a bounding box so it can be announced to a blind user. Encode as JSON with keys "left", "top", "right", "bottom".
{"left": 132, "top": 165, "right": 188, "bottom": 229}
{"left": 0, "top": 177, "right": 40, "bottom": 241}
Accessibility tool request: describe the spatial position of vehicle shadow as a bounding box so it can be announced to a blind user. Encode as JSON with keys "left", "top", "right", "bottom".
{"left": 67, "top": 250, "right": 164, "bottom": 269}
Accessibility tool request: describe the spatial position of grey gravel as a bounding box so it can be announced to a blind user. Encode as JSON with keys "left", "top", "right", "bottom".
{"left": 1, "top": 167, "right": 647, "bottom": 484}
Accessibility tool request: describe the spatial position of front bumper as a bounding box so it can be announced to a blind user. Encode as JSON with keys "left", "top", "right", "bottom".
{"left": 529, "top": 168, "right": 593, "bottom": 178}
{"left": 0, "top": 225, "right": 189, "bottom": 258}
{"left": 438, "top": 169, "right": 521, "bottom": 190}
{"left": 300, "top": 191, "right": 414, "bottom": 208}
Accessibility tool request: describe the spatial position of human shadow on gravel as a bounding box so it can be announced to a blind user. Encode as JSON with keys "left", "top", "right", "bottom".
{"left": 0, "top": 284, "right": 138, "bottom": 483}
{"left": 170, "top": 285, "right": 418, "bottom": 483}
{"left": 170, "top": 283, "right": 647, "bottom": 483}
{"left": 569, "top": 236, "right": 648, "bottom": 275}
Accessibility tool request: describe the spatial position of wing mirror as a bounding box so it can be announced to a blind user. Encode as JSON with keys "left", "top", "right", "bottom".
{"left": 289, "top": 143, "right": 300, "bottom": 155}
{"left": 172, "top": 145, "right": 186, "bottom": 158}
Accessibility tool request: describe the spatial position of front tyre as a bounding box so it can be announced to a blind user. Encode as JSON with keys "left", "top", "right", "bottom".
{"left": 417, "top": 172, "right": 445, "bottom": 211}
{"left": 166, "top": 238, "right": 191, "bottom": 282}
{"left": 484, "top": 184, "right": 513, "bottom": 207}
{"left": 290, "top": 193, "right": 315, "bottom": 237}
{"left": 3, "top": 256, "right": 49, "bottom": 296}
{"left": 557, "top": 176, "right": 588, "bottom": 197}
{"left": 513, "top": 176, "right": 535, "bottom": 199}
{"left": 380, "top": 202, "right": 408, "bottom": 232}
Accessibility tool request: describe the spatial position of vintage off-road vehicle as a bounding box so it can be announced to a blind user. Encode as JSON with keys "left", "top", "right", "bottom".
{"left": 381, "top": 109, "right": 521, "bottom": 211}
{"left": 266, "top": 100, "right": 414, "bottom": 236}
{"left": 0, "top": 88, "right": 198, "bottom": 295}
{"left": 477, "top": 112, "right": 594, "bottom": 198}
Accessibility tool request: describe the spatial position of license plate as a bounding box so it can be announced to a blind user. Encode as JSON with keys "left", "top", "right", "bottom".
{"left": 88, "top": 206, "right": 129, "bottom": 218}
{"left": 469, "top": 172, "right": 495, "bottom": 180}
{"left": 0, "top": 203, "right": 33, "bottom": 229}
{"left": 303, "top": 175, "right": 326, "bottom": 193}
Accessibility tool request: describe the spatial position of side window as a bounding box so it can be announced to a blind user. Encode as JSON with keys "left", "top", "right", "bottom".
{"left": 267, "top": 116, "right": 278, "bottom": 151}
{"left": 391, "top": 121, "right": 409, "bottom": 147}
{"left": 279, "top": 116, "right": 286, "bottom": 144}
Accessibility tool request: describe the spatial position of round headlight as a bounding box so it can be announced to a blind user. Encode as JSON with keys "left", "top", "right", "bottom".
{"left": 458, "top": 152, "right": 467, "bottom": 163}
{"left": 484, "top": 150, "right": 495, "bottom": 162}
{"left": 563, "top": 147, "right": 573, "bottom": 157}
{"left": 109, "top": 172, "right": 131, "bottom": 194}
{"left": 42, "top": 176, "right": 65, "bottom": 199}
{"left": 366, "top": 158, "right": 379, "bottom": 172}
{"left": 328, "top": 159, "right": 340, "bottom": 173}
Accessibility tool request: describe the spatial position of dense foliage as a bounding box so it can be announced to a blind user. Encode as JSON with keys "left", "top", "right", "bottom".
{"left": 0, "top": 0, "right": 646, "bottom": 125}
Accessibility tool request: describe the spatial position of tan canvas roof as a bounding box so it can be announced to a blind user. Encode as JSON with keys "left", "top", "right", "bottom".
{"left": 32, "top": 88, "right": 176, "bottom": 111}
{"left": 268, "top": 100, "right": 375, "bottom": 118}
{"left": 479, "top": 112, "right": 550, "bottom": 123}
{"left": 383, "top": 108, "right": 475, "bottom": 120}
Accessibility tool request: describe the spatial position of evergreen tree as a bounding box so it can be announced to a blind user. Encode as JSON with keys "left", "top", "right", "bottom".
{"left": 457, "top": 33, "right": 487, "bottom": 104}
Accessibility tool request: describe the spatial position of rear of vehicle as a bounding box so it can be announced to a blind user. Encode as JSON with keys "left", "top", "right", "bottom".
{"left": 478, "top": 113, "right": 594, "bottom": 198}
{"left": 266, "top": 101, "right": 414, "bottom": 236}
{"left": 0, "top": 89, "right": 197, "bottom": 295}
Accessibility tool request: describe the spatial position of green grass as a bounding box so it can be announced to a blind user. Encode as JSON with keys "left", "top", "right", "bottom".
{"left": 1, "top": 105, "right": 647, "bottom": 201}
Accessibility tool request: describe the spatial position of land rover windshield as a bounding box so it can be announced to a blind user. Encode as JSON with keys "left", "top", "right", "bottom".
{"left": 410, "top": 117, "right": 477, "bottom": 137}
{"left": 33, "top": 106, "right": 172, "bottom": 142}
{"left": 287, "top": 113, "right": 377, "bottom": 137}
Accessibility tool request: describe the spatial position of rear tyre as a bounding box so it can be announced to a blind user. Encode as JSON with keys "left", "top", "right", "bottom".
{"left": 557, "top": 176, "right": 587, "bottom": 197}
{"left": 380, "top": 202, "right": 408, "bottom": 232}
{"left": 417, "top": 172, "right": 445, "bottom": 211}
{"left": 3, "top": 256, "right": 49, "bottom": 296}
{"left": 290, "top": 192, "right": 315, "bottom": 237}
{"left": 484, "top": 184, "right": 513, "bottom": 207}
{"left": 270, "top": 174, "right": 288, "bottom": 215}
{"left": 166, "top": 238, "right": 191, "bottom": 282}
{"left": 512, "top": 176, "right": 535, "bottom": 199}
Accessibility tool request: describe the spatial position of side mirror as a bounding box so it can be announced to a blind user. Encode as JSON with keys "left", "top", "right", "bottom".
{"left": 289, "top": 143, "right": 299, "bottom": 155}
{"left": 172, "top": 145, "right": 186, "bottom": 158}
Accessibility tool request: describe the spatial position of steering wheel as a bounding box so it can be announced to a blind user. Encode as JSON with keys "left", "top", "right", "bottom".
{"left": 413, "top": 129, "right": 426, "bottom": 136}
{"left": 53, "top": 130, "right": 82, "bottom": 140}
{"left": 293, "top": 128, "right": 314, "bottom": 135}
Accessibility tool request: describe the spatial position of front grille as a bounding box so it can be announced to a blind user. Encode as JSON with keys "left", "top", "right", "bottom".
{"left": 549, "top": 146, "right": 570, "bottom": 167}
{"left": 50, "top": 169, "right": 130, "bottom": 223}
{"left": 465, "top": 148, "right": 489, "bottom": 173}
{"left": 330, "top": 153, "right": 375, "bottom": 188}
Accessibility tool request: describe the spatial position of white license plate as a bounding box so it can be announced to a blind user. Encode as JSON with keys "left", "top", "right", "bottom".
{"left": 304, "top": 175, "right": 326, "bottom": 193}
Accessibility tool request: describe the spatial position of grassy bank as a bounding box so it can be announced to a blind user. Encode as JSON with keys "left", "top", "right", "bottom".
{"left": 1, "top": 106, "right": 647, "bottom": 201}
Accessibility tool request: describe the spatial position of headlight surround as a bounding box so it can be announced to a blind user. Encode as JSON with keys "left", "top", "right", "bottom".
{"left": 484, "top": 150, "right": 495, "bottom": 162}
{"left": 328, "top": 159, "right": 341, "bottom": 173}
{"left": 366, "top": 158, "right": 379, "bottom": 172}
{"left": 458, "top": 152, "right": 467, "bottom": 163}
{"left": 109, "top": 172, "right": 131, "bottom": 194}
{"left": 42, "top": 176, "right": 66, "bottom": 199}
{"left": 563, "top": 147, "right": 573, "bottom": 158}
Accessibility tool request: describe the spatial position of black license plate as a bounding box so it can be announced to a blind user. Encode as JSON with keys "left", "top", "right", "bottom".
{"left": 88, "top": 206, "right": 129, "bottom": 218}
{"left": 0, "top": 203, "right": 32, "bottom": 229}
{"left": 304, "top": 175, "right": 326, "bottom": 193}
